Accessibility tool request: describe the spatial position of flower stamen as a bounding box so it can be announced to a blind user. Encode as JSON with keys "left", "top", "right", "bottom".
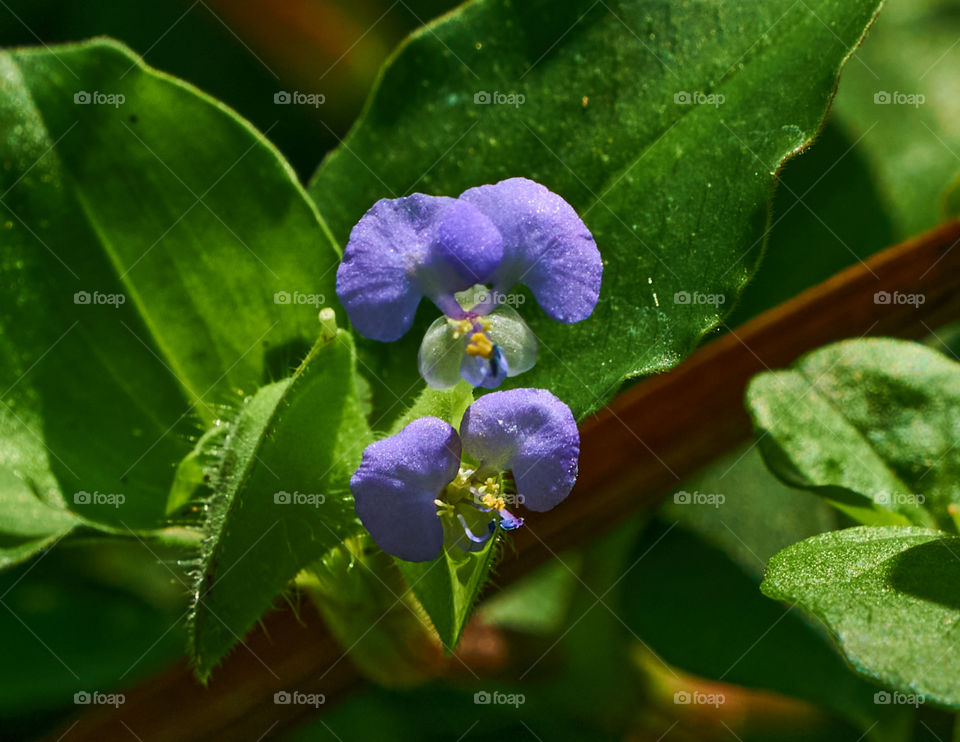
{"left": 480, "top": 491, "right": 506, "bottom": 510}
{"left": 466, "top": 331, "right": 495, "bottom": 359}
{"left": 447, "top": 318, "right": 474, "bottom": 339}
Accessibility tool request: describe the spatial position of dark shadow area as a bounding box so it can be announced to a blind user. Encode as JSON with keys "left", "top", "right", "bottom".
{"left": 888, "top": 538, "right": 960, "bottom": 611}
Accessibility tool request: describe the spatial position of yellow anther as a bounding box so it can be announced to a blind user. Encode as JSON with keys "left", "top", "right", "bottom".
{"left": 480, "top": 492, "right": 506, "bottom": 510}
{"left": 447, "top": 318, "right": 474, "bottom": 339}
{"left": 466, "top": 332, "right": 494, "bottom": 359}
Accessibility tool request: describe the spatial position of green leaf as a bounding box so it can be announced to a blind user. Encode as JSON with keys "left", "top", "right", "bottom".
{"left": 0, "top": 467, "right": 79, "bottom": 569}
{"left": 746, "top": 338, "right": 960, "bottom": 528}
{"left": 188, "top": 330, "right": 372, "bottom": 681}
{"left": 629, "top": 521, "right": 913, "bottom": 739}
{"left": 309, "top": 0, "right": 883, "bottom": 421}
{"left": 166, "top": 422, "right": 229, "bottom": 516}
{"left": 388, "top": 380, "right": 474, "bottom": 436}
{"left": 728, "top": 121, "right": 896, "bottom": 325}
{"left": 628, "top": 446, "right": 910, "bottom": 740}
{"left": 942, "top": 169, "right": 960, "bottom": 221}
{"left": 831, "top": 0, "right": 960, "bottom": 237}
{"left": 0, "top": 542, "right": 185, "bottom": 720}
{"left": 0, "top": 465, "right": 199, "bottom": 568}
{"left": 396, "top": 535, "right": 499, "bottom": 651}
{"left": 7, "top": 38, "right": 343, "bottom": 403}
{"left": 0, "top": 39, "right": 341, "bottom": 533}
{"left": 762, "top": 525, "right": 960, "bottom": 709}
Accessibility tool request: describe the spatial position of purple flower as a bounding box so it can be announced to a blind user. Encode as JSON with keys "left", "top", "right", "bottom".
{"left": 336, "top": 178, "right": 601, "bottom": 389}
{"left": 350, "top": 388, "right": 579, "bottom": 562}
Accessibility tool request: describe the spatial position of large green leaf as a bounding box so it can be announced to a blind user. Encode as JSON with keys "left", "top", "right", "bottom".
{"left": 7, "top": 39, "right": 343, "bottom": 401}
{"left": 831, "top": 0, "right": 960, "bottom": 237}
{"left": 747, "top": 338, "right": 960, "bottom": 529}
{"left": 309, "top": 0, "right": 883, "bottom": 421}
{"left": 728, "top": 121, "right": 896, "bottom": 325}
{"left": 763, "top": 526, "right": 960, "bottom": 709}
{"left": 0, "top": 39, "right": 341, "bottom": 536}
{"left": 189, "top": 330, "right": 371, "bottom": 681}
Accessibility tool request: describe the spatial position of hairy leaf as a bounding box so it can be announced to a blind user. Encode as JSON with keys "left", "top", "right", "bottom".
{"left": 189, "top": 331, "right": 371, "bottom": 681}
{"left": 763, "top": 526, "right": 960, "bottom": 709}
{"left": 746, "top": 338, "right": 960, "bottom": 528}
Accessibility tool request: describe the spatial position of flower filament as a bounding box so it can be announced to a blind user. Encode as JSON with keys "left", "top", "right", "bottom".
{"left": 438, "top": 466, "right": 524, "bottom": 545}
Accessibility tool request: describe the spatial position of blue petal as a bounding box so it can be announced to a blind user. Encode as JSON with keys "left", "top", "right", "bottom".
{"left": 336, "top": 195, "right": 503, "bottom": 341}
{"left": 459, "top": 178, "right": 602, "bottom": 323}
{"left": 432, "top": 200, "right": 504, "bottom": 291}
{"left": 460, "top": 344, "right": 509, "bottom": 389}
{"left": 351, "top": 417, "right": 461, "bottom": 561}
{"left": 459, "top": 388, "right": 579, "bottom": 512}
